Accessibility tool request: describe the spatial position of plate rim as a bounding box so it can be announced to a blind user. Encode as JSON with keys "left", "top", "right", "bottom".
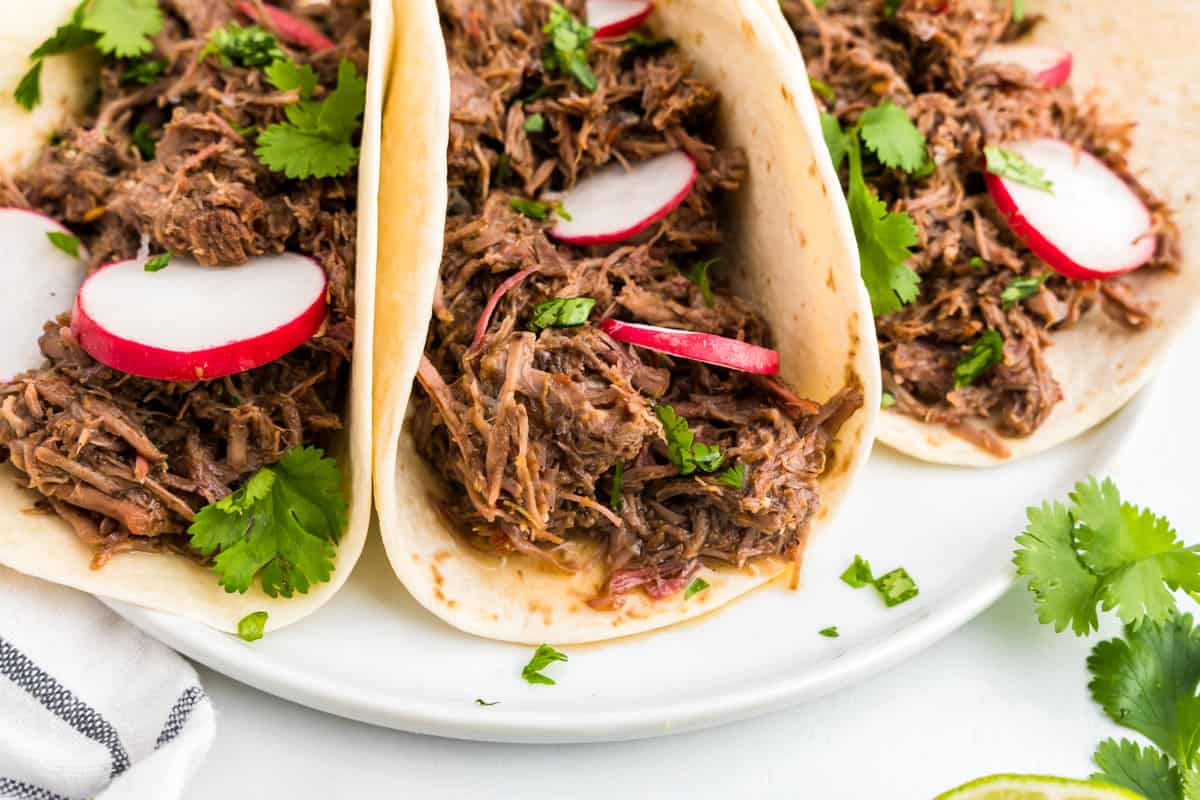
{"left": 104, "top": 387, "right": 1150, "bottom": 743}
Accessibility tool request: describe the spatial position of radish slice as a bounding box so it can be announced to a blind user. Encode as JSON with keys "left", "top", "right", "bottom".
{"left": 236, "top": 1, "right": 337, "bottom": 52}
{"left": 72, "top": 253, "right": 327, "bottom": 382}
{"left": 600, "top": 318, "right": 780, "bottom": 375}
{"left": 984, "top": 138, "right": 1156, "bottom": 280}
{"left": 977, "top": 44, "right": 1073, "bottom": 88}
{"left": 0, "top": 208, "right": 88, "bottom": 379}
{"left": 471, "top": 267, "right": 538, "bottom": 349}
{"left": 588, "top": 0, "right": 652, "bottom": 38}
{"left": 549, "top": 150, "right": 696, "bottom": 245}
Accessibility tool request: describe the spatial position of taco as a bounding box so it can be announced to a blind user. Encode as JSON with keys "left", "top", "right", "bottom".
{"left": 773, "top": 0, "right": 1198, "bottom": 465}
{"left": 0, "top": 0, "right": 388, "bottom": 633}
{"left": 373, "top": 0, "right": 878, "bottom": 644}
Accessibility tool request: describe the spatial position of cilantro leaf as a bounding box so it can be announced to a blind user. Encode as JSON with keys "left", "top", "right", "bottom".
{"left": 189, "top": 447, "right": 347, "bottom": 597}
{"left": 30, "top": 2, "right": 95, "bottom": 59}
{"left": 475, "top": 698, "right": 499, "bottom": 706}
{"left": 237, "top": 611, "right": 268, "bottom": 642}
{"left": 143, "top": 251, "right": 172, "bottom": 272}
{"left": 716, "top": 463, "right": 745, "bottom": 490}
{"left": 969, "top": 256, "right": 988, "bottom": 270}
{"left": 819, "top": 626, "right": 840, "bottom": 638}
{"left": 201, "top": 23, "right": 284, "bottom": 69}
{"left": 523, "top": 112, "right": 546, "bottom": 133}
{"left": 688, "top": 257, "right": 717, "bottom": 308}
{"left": 954, "top": 329, "right": 1003, "bottom": 388}
{"left": 684, "top": 577, "right": 710, "bottom": 600}
{"left": 846, "top": 133, "right": 921, "bottom": 316}
{"left": 14, "top": 62, "right": 44, "bottom": 112}
{"left": 1093, "top": 739, "right": 1183, "bottom": 800}
{"left": 257, "top": 59, "right": 365, "bottom": 180}
{"left": 521, "top": 644, "right": 568, "bottom": 685}
{"left": 121, "top": 57, "right": 167, "bottom": 85}
{"left": 880, "top": 391, "right": 896, "bottom": 409}
{"left": 820, "top": 111, "right": 850, "bottom": 170}
{"left": 858, "top": 101, "right": 927, "bottom": 173}
{"left": 984, "top": 145, "right": 1053, "bottom": 193}
{"left": 1015, "top": 499, "right": 1101, "bottom": 635}
{"left": 542, "top": 3, "right": 596, "bottom": 91}
{"left": 46, "top": 231, "right": 80, "bottom": 258}
{"left": 509, "top": 197, "right": 569, "bottom": 221}
{"left": 528, "top": 297, "right": 595, "bottom": 333}
{"left": 1001, "top": 273, "right": 1049, "bottom": 307}
{"left": 1088, "top": 614, "right": 1200, "bottom": 764}
{"left": 875, "top": 567, "right": 919, "bottom": 607}
{"left": 83, "top": 0, "right": 163, "bottom": 58}
{"left": 840, "top": 555, "right": 874, "bottom": 588}
{"left": 653, "top": 404, "right": 725, "bottom": 476}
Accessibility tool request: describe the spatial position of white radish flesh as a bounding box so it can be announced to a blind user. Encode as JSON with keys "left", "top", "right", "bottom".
{"left": 984, "top": 138, "right": 1156, "bottom": 280}
{"left": 976, "top": 44, "right": 1073, "bottom": 88}
{"left": 72, "top": 253, "right": 327, "bottom": 381}
{"left": 549, "top": 150, "right": 696, "bottom": 246}
{"left": 587, "top": 0, "right": 652, "bottom": 38}
{"left": 0, "top": 208, "right": 87, "bottom": 379}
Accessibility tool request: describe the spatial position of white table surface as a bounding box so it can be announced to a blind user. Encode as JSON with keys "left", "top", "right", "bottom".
{"left": 184, "top": 321, "right": 1197, "bottom": 800}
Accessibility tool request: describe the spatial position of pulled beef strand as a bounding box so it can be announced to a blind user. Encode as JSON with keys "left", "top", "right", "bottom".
{"left": 780, "top": 0, "right": 1180, "bottom": 445}
{"left": 0, "top": 1, "right": 369, "bottom": 563}
{"left": 412, "top": 0, "right": 862, "bottom": 601}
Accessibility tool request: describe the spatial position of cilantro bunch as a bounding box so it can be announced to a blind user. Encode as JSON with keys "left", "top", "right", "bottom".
{"left": 16, "top": 0, "right": 164, "bottom": 110}
{"left": 821, "top": 102, "right": 926, "bottom": 316}
{"left": 1015, "top": 478, "right": 1200, "bottom": 799}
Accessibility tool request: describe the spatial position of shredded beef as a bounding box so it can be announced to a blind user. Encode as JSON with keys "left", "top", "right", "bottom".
{"left": 413, "top": 0, "right": 862, "bottom": 601}
{"left": 0, "top": 1, "right": 368, "bottom": 563}
{"left": 780, "top": 0, "right": 1180, "bottom": 448}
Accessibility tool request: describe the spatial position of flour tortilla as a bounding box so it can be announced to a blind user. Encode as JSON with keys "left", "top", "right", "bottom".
{"left": 0, "top": 0, "right": 391, "bottom": 632}
{"left": 836, "top": 0, "right": 1199, "bottom": 466}
{"left": 372, "top": 0, "right": 879, "bottom": 645}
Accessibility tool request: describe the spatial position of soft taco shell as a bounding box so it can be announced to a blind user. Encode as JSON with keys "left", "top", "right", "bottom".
{"left": 0, "top": 0, "right": 392, "bottom": 632}
{"left": 372, "top": 0, "right": 879, "bottom": 645}
{"left": 867, "top": 0, "right": 1200, "bottom": 466}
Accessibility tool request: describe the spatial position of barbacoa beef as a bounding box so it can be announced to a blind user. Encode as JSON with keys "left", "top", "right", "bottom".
{"left": 0, "top": 0, "right": 368, "bottom": 565}
{"left": 780, "top": 0, "right": 1180, "bottom": 456}
{"left": 413, "top": 0, "right": 862, "bottom": 602}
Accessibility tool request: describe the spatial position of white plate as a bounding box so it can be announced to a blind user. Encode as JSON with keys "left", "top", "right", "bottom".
{"left": 105, "top": 390, "right": 1148, "bottom": 743}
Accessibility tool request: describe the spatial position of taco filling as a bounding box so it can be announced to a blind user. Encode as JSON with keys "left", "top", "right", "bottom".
{"left": 0, "top": 0, "right": 368, "bottom": 596}
{"left": 781, "top": 0, "right": 1181, "bottom": 458}
{"left": 412, "top": 1, "right": 863, "bottom": 605}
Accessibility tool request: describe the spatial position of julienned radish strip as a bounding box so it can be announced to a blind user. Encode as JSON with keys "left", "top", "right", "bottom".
{"left": 0, "top": 208, "right": 88, "bottom": 380}
{"left": 976, "top": 44, "right": 1073, "bottom": 88}
{"left": 72, "top": 253, "right": 327, "bottom": 382}
{"left": 471, "top": 268, "right": 538, "bottom": 349}
{"left": 984, "top": 138, "right": 1156, "bottom": 280}
{"left": 236, "top": 1, "right": 337, "bottom": 53}
{"left": 587, "top": 0, "right": 652, "bottom": 38}
{"left": 599, "top": 318, "right": 780, "bottom": 375}
{"left": 550, "top": 150, "right": 697, "bottom": 246}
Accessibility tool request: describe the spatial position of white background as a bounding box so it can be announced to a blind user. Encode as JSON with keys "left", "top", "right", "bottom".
{"left": 182, "top": 325, "right": 1196, "bottom": 799}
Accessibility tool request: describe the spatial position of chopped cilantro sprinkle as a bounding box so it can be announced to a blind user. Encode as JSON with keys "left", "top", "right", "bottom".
{"left": 121, "top": 57, "right": 167, "bottom": 85}
{"left": 528, "top": 297, "right": 596, "bottom": 333}
{"left": 875, "top": 568, "right": 919, "bottom": 607}
{"left": 969, "top": 256, "right": 987, "bottom": 270}
{"left": 653, "top": 404, "right": 725, "bottom": 476}
{"left": 880, "top": 391, "right": 896, "bottom": 410}
{"left": 953, "top": 329, "right": 1003, "bottom": 388}
{"left": 619, "top": 32, "right": 674, "bottom": 53}
{"left": 143, "top": 251, "right": 172, "bottom": 272}
{"left": 200, "top": 23, "right": 285, "bottom": 68}
{"left": 521, "top": 644, "right": 568, "bottom": 685}
{"left": 688, "top": 257, "right": 717, "bottom": 308}
{"left": 984, "top": 145, "right": 1053, "bottom": 193}
{"left": 1001, "top": 273, "right": 1049, "bottom": 307}
{"left": 475, "top": 698, "right": 499, "bottom": 706}
{"left": 46, "top": 231, "right": 80, "bottom": 258}
{"left": 716, "top": 463, "right": 746, "bottom": 490}
{"left": 840, "top": 555, "right": 875, "bottom": 588}
{"left": 509, "top": 197, "right": 569, "bottom": 221}
{"left": 542, "top": 4, "right": 596, "bottom": 91}
{"left": 523, "top": 112, "right": 546, "bottom": 133}
{"left": 819, "top": 626, "right": 840, "bottom": 638}
{"left": 684, "top": 577, "right": 710, "bottom": 600}
{"left": 131, "top": 121, "right": 156, "bottom": 159}
{"left": 237, "top": 611, "right": 268, "bottom": 642}
{"left": 809, "top": 76, "right": 835, "bottom": 102}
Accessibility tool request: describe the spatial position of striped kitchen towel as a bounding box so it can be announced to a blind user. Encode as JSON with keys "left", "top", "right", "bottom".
{"left": 0, "top": 566, "right": 214, "bottom": 800}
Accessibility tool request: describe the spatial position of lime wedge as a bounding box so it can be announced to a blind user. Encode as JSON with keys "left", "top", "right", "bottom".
{"left": 933, "top": 774, "right": 1145, "bottom": 800}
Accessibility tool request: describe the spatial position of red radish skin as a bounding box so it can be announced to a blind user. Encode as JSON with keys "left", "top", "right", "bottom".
{"left": 587, "top": 0, "right": 652, "bottom": 38}
{"left": 550, "top": 151, "right": 697, "bottom": 246}
{"left": 976, "top": 45, "right": 1072, "bottom": 89}
{"left": 0, "top": 208, "right": 88, "bottom": 379}
{"left": 471, "top": 267, "right": 538, "bottom": 349}
{"left": 236, "top": 1, "right": 336, "bottom": 52}
{"left": 984, "top": 138, "right": 1156, "bottom": 281}
{"left": 72, "top": 254, "right": 327, "bottom": 382}
{"left": 600, "top": 318, "right": 780, "bottom": 375}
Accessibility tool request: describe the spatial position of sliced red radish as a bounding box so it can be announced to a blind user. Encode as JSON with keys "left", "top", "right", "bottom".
{"left": 984, "top": 138, "right": 1156, "bottom": 280}
{"left": 549, "top": 150, "right": 696, "bottom": 246}
{"left": 600, "top": 318, "right": 780, "bottom": 375}
{"left": 471, "top": 267, "right": 538, "bottom": 349}
{"left": 72, "top": 253, "right": 326, "bottom": 382}
{"left": 587, "top": 0, "right": 652, "bottom": 38}
{"left": 236, "top": 1, "right": 337, "bottom": 53}
{"left": 0, "top": 208, "right": 88, "bottom": 379}
{"left": 977, "top": 44, "right": 1072, "bottom": 88}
